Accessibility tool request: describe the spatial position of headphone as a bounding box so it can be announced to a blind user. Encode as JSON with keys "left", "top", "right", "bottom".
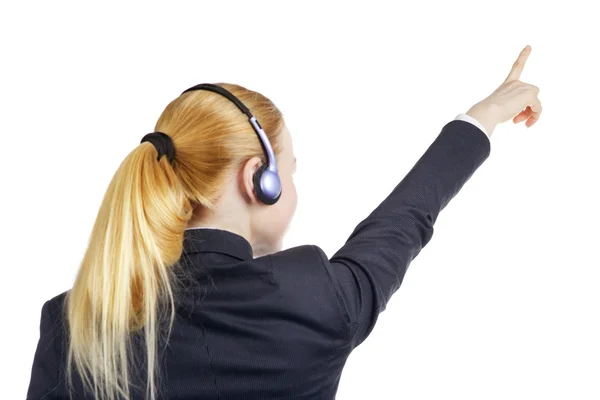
{"left": 181, "top": 83, "right": 282, "bottom": 205}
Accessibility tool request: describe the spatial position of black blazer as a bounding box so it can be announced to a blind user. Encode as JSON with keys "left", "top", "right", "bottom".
{"left": 27, "top": 119, "right": 491, "bottom": 399}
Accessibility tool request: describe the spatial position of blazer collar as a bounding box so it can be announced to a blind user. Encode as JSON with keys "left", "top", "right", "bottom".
{"left": 183, "top": 227, "right": 254, "bottom": 261}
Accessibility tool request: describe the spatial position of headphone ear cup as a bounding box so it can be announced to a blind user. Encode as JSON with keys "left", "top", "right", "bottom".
{"left": 253, "top": 164, "right": 281, "bottom": 205}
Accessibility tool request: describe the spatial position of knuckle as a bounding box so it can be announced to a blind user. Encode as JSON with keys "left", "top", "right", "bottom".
{"left": 528, "top": 89, "right": 538, "bottom": 100}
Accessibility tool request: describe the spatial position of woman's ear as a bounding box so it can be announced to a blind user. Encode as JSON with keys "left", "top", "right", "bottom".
{"left": 240, "top": 156, "right": 263, "bottom": 203}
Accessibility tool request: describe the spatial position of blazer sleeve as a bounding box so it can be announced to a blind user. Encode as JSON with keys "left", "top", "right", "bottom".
{"left": 315, "top": 119, "right": 491, "bottom": 347}
{"left": 27, "top": 300, "right": 60, "bottom": 399}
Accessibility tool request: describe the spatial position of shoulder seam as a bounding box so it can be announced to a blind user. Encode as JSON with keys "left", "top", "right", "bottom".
{"left": 309, "top": 245, "right": 354, "bottom": 336}
{"left": 41, "top": 299, "right": 61, "bottom": 397}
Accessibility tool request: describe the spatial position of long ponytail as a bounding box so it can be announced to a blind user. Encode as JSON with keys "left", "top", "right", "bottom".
{"left": 65, "top": 143, "right": 193, "bottom": 400}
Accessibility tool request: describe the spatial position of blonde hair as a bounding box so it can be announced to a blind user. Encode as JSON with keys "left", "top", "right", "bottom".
{"left": 64, "top": 83, "right": 285, "bottom": 400}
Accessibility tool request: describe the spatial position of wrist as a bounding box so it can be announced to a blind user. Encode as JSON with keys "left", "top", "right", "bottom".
{"left": 466, "top": 103, "right": 499, "bottom": 136}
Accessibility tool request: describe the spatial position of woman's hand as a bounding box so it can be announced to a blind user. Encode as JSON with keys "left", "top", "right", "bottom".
{"left": 466, "top": 45, "right": 542, "bottom": 136}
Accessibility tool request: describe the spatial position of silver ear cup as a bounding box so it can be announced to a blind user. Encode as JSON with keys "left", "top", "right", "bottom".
{"left": 253, "top": 164, "right": 282, "bottom": 205}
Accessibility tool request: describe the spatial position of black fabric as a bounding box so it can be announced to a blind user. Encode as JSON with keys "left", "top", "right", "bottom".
{"left": 141, "top": 131, "right": 176, "bottom": 163}
{"left": 27, "top": 119, "right": 491, "bottom": 399}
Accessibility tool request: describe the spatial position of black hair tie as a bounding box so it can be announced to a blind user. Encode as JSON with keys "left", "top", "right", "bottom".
{"left": 140, "top": 131, "right": 176, "bottom": 164}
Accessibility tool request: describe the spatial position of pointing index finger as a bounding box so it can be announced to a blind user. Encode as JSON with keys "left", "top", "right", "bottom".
{"left": 505, "top": 45, "right": 532, "bottom": 83}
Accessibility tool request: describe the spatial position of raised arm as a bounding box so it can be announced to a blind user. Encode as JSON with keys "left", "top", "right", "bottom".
{"left": 314, "top": 119, "right": 490, "bottom": 347}
{"left": 315, "top": 45, "right": 542, "bottom": 347}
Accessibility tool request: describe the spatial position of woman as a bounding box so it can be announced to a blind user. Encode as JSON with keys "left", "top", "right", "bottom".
{"left": 27, "top": 45, "right": 541, "bottom": 400}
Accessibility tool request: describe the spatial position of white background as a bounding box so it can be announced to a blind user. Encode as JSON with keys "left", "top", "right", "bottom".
{"left": 1, "top": 1, "right": 599, "bottom": 399}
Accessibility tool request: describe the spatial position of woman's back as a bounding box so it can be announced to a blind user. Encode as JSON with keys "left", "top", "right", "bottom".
{"left": 31, "top": 228, "right": 352, "bottom": 399}
{"left": 153, "top": 228, "right": 351, "bottom": 399}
